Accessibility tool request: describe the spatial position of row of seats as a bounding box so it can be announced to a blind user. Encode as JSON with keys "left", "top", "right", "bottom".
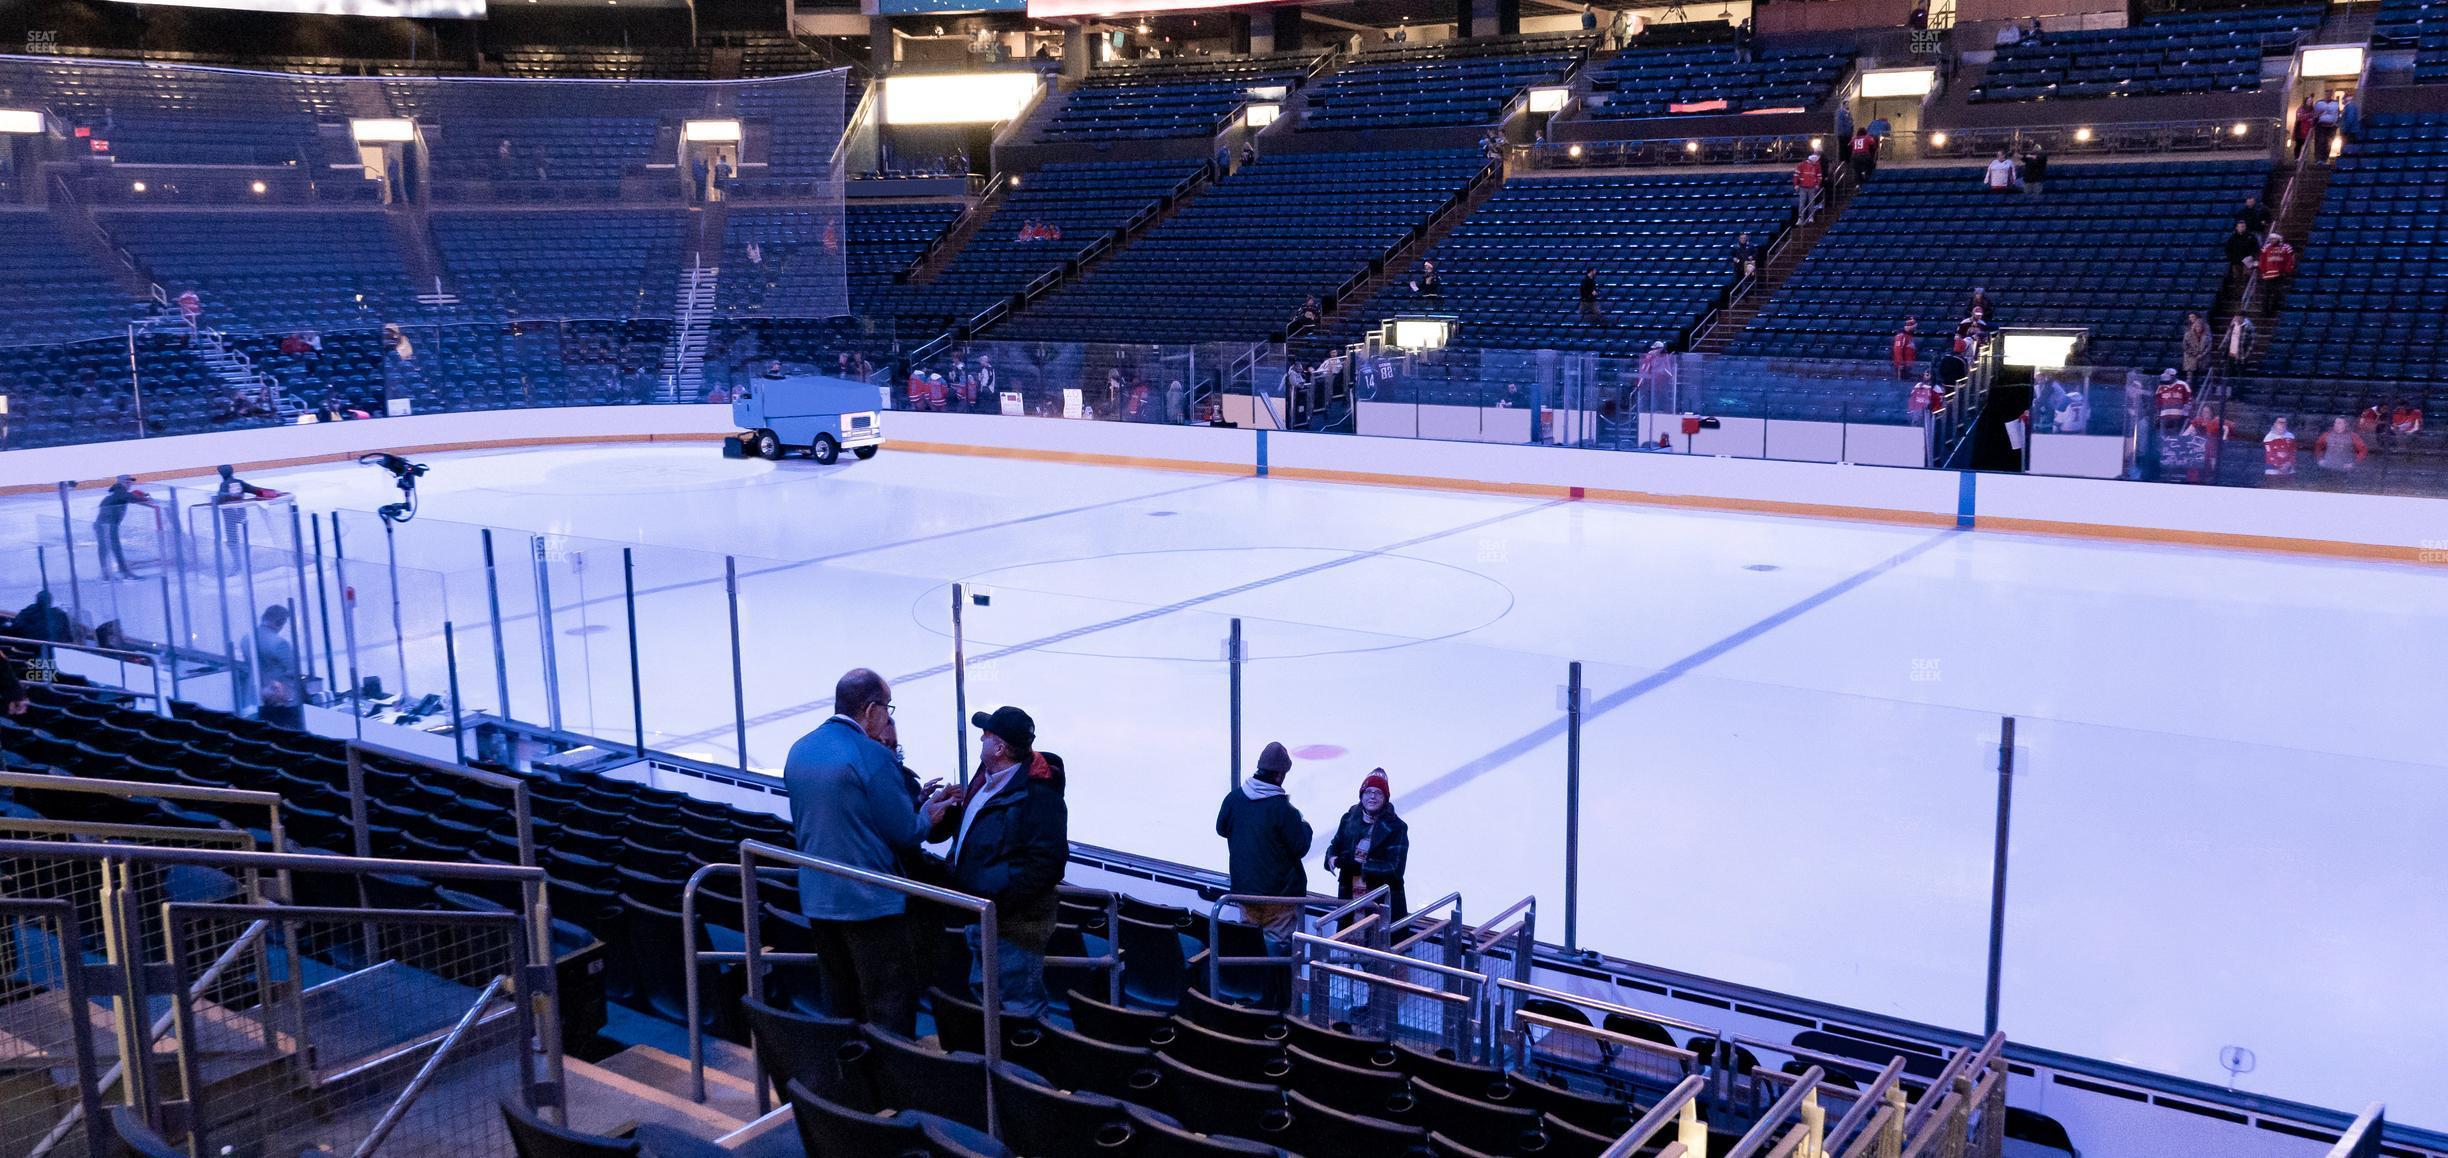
{"left": 1299, "top": 35, "right": 1593, "bottom": 131}
{"left": 2263, "top": 114, "right": 2448, "bottom": 386}
{"left": 1320, "top": 170, "right": 1792, "bottom": 359}
{"left": 995, "top": 151, "right": 1488, "bottom": 348}
{"left": 1042, "top": 53, "right": 1315, "bottom": 142}
{"left": 1586, "top": 43, "right": 1850, "bottom": 119}
{"left": 1971, "top": 7, "right": 2316, "bottom": 103}
{"left": 1733, "top": 160, "right": 2266, "bottom": 369}
{"left": 879, "top": 160, "right": 1207, "bottom": 336}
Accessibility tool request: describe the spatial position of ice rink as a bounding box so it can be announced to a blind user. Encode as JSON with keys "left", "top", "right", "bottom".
{"left": 6, "top": 441, "right": 2442, "bottom": 1128}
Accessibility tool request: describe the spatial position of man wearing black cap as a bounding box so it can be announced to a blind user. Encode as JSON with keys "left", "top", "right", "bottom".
{"left": 1217, "top": 740, "right": 1312, "bottom": 955}
{"left": 928, "top": 705, "right": 1068, "bottom": 1018}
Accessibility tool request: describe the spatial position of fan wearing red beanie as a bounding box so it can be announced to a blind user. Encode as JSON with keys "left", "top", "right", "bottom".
{"left": 1323, "top": 769, "right": 1410, "bottom": 921}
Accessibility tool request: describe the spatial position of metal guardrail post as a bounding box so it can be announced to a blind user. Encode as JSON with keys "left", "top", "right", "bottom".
{"left": 333, "top": 515, "right": 364, "bottom": 740}
{"left": 624, "top": 548, "right": 644, "bottom": 756}
{"left": 735, "top": 840, "right": 1002, "bottom": 1137}
{"left": 952, "top": 582, "right": 970, "bottom": 784}
{"left": 1983, "top": 717, "right": 2015, "bottom": 1036}
{"left": 482, "top": 528, "right": 513, "bottom": 724}
{"left": 56, "top": 481, "right": 87, "bottom": 636}
{"left": 532, "top": 536, "right": 563, "bottom": 732}
{"left": 444, "top": 623, "right": 467, "bottom": 764}
{"left": 1227, "top": 618, "right": 1243, "bottom": 793}
{"left": 1564, "top": 660, "right": 1583, "bottom": 952}
{"left": 724, "top": 556, "right": 748, "bottom": 774}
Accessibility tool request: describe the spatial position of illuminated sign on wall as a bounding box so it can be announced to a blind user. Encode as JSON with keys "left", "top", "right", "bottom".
{"left": 880, "top": 73, "right": 1040, "bottom": 126}
{"left": 1858, "top": 66, "right": 1937, "bottom": 99}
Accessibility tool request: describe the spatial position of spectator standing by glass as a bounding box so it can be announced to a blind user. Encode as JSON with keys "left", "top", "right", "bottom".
{"left": 1324, "top": 769, "right": 1409, "bottom": 920}
{"left": 1218, "top": 741, "right": 1312, "bottom": 950}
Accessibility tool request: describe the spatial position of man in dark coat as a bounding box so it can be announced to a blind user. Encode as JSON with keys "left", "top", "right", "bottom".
{"left": 1324, "top": 769, "right": 1410, "bottom": 920}
{"left": 1217, "top": 741, "right": 1312, "bottom": 949}
{"left": 928, "top": 705, "right": 1068, "bottom": 1018}
{"left": 783, "top": 668, "right": 955, "bottom": 1036}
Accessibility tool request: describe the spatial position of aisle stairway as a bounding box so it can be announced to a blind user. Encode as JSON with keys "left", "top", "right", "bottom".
{"left": 1691, "top": 177, "right": 1858, "bottom": 354}
{"left": 661, "top": 261, "right": 719, "bottom": 402}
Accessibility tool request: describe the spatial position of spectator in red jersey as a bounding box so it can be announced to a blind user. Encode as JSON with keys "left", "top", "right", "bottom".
{"left": 2293, "top": 96, "right": 2316, "bottom": 158}
{"left": 1891, "top": 318, "right": 1918, "bottom": 379}
{"left": 2262, "top": 418, "right": 2298, "bottom": 476}
{"left": 1850, "top": 128, "right": 1877, "bottom": 183}
{"left": 2316, "top": 416, "right": 2367, "bottom": 472}
{"left": 2257, "top": 231, "right": 2297, "bottom": 310}
{"left": 2391, "top": 401, "right": 2424, "bottom": 440}
{"left": 1792, "top": 151, "right": 1824, "bottom": 223}
{"left": 2357, "top": 402, "right": 2384, "bottom": 442}
{"left": 2155, "top": 369, "right": 2193, "bottom": 431}
{"left": 1908, "top": 369, "right": 1943, "bottom": 423}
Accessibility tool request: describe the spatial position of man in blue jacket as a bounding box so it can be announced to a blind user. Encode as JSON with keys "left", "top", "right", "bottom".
{"left": 784, "top": 668, "right": 953, "bottom": 1036}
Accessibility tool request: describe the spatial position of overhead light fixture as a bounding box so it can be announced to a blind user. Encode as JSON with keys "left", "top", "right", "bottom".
{"left": 1808, "top": 136, "right": 1823, "bottom": 151}
{"left": 2231, "top": 122, "right": 2250, "bottom": 137}
{"left": 683, "top": 119, "right": 743, "bottom": 143}
{"left": 2073, "top": 126, "right": 2093, "bottom": 142}
{"left": 250, "top": 180, "right": 267, "bottom": 194}
{"left": 1930, "top": 131, "right": 1949, "bottom": 148}
{"left": 1527, "top": 86, "right": 1570, "bottom": 114}
{"left": 1567, "top": 143, "right": 1584, "bottom": 158}
{"left": 131, "top": 181, "right": 146, "bottom": 193}
{"left": 1684, "top": 140, "right": 1700, "bottom": 154}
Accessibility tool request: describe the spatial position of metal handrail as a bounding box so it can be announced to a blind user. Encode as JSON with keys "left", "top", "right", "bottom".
{"left": 0, "top": 769, "right": 286, "bottom": 852}
{"left": 1048, "top": 885, "right": 1123, "bottom": 1006}
{"left": 351, "top": 974, "right": 510, "bottom": 1158}
{"left": 1725, "top": 1066, "right": 1824, "bottom": 1158}
{"left": 1822, "top": 1055, "right": 1910, "bottom": 1152}
{"left": 736, "top": 840, "right": 1001, "bottom": 1136}
{"left": 1902, "top": 1030, "right": 2004, "bottom": 1139}
{"left": 1604, "top": 1074, "right": 1710, "bottom": 1156}
{"left": 1473, "top": 895, "right": 1536, "bottom": 951}
{"left": 2329, "top": 1103, "right": 2387, "bottom": 1158}
{"left": 1510, "top": 1008, "right": 1699, "bottom": 1067}
{"left": 1494, "top": 977, "right": 1726, "bottom": 1039}
{"left": 1204, "top": 889, "right": 1359, "bottom": 994}
{"left": 0, "top": 836, "right": 548, "bottom": 880}
{"left": 677, "top": 861, "right": 831, "bottom": 1103}
{"left": 2, "top": 631, "right": 171, "bottom": 712}
{"left": 1387, "top": 890, "right": 1459, "bottom": 941}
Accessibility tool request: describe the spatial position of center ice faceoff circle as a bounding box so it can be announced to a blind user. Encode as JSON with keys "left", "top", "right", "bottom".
{"left": 914, "top": 546, "right": 1515, "bottom": 661}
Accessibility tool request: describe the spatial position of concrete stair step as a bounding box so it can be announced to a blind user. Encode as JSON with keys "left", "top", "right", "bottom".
{"left": 564, "top": 1054, "right": 751, "bottom": 1142}
{"left": 597, "top": 1043, "right": 765, "bottom": 1125}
